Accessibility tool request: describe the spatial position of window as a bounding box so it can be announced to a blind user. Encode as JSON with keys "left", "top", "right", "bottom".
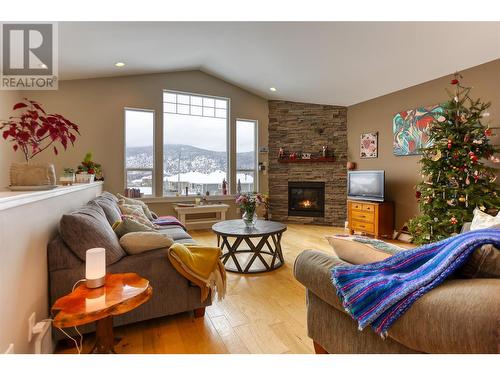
{"left": 124, "top": 108, "right": 154, "bottom": 196}
{"left": 163, "top": 91, "right": 229, "bottom": 196}
{"left": 236, "top": 119, "right": 258, "bottom": 193}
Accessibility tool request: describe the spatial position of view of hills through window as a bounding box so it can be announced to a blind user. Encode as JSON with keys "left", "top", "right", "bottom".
{"left": 124, "top": 92, "right": 255, "bottom": 196}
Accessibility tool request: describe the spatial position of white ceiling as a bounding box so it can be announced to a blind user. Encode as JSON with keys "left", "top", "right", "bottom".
{"left": 59, "top": 22, "right": 500, "bottom": 106}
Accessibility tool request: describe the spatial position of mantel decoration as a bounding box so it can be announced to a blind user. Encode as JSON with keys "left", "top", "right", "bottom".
{"left": 0, "top": 98, "right": 80, "bottom": 190}
{"left": 236, "top": 193, "right": 263, "bottom": 228}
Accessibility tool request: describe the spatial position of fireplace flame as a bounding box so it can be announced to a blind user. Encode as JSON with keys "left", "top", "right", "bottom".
{"left": 300, "top": 200, "right": 312, "bottom": 208}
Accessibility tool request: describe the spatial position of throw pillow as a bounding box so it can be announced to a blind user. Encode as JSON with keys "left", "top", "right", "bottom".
{"left": 119, "top": 204, "right": 159, "bottom": 229}
{"left": 59, "top": 201, "right": 126, "bottom": 265}
{"left": 458, "top": 244, "right": 500, "bottom": 279}
{"left": 113, "top": 216, "right": 157, "bottom": 238}
{"left": 119, "top": 231, "right": 174, "bottom": 255}
{"left": 92, "top": 197, "right": 122, "bottom": 226}
{"left": 470, "top": 208, "right": 500, "bottom": 230}
{"left": 117, "top": 193, "right": 154, "bottom": 221}
{"left": 326, "top": 235, "right": 406, "bottom": 265}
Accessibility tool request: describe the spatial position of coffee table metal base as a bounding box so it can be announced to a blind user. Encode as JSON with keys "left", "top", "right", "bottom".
{"left": 219, "top": 232, "right": 284, "bottom": 274}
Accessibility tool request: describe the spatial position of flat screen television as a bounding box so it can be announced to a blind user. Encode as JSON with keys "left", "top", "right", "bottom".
{"left": 347, "top": 170, "right": 385, "bottom": 202}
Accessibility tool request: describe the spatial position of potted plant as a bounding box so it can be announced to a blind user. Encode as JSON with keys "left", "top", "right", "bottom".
{"left": 76, "top": 152, "right": 102, "bottom": 183}
{"left": 236, "top": 193, "right": 263, "bottom": 228}
{"left": 60, "top": 168, "right": 75, "bottom": 186}
{"left": 0, "top": 98, "right": 79, "bottom": 189}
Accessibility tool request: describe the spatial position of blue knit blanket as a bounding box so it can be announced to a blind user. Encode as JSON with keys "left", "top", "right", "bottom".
{"left": 331, "top": 228, "right": 500, "bottom": 337}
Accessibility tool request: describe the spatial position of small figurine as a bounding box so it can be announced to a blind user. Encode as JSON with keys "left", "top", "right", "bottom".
{"left": 278, "top": 147, "right": 284, "bottom": 159}
{"left": 222, "top": 178, "right": 228, "bottom": 195}
{"left": 290, "top": 152, "right": 297, "bottom": 160}
{"left": 322, "top": 145, "right": 328, "bottom": 158}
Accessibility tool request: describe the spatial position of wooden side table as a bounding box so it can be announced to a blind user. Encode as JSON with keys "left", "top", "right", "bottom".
{"left": 51, "top": 273, "right": 152, "bottom": 354}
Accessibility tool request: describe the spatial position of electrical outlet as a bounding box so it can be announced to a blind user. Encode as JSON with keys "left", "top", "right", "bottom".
{"left": 28, "top": 312, "right": 36, "bottom": 342}
{"left": 5, "top": 343, "right": 14, "bottom": 354}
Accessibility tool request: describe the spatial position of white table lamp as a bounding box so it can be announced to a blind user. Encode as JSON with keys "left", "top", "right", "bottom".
{"left": 86, "top": 248, "right": 106, "bottom": 288}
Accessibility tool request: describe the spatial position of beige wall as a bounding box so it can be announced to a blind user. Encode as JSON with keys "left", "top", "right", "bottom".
{"left": 0, "top": 91, "right": 24, "bottom": 187}
{"left": 348, "top": 59, "right": 500, "bottom": 229}
{"left": 27, "top": 70, "right": 269, "bottom": 208}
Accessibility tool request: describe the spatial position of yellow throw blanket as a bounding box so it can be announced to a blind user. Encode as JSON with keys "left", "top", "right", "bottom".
{"left": 167, "top": 243, "right": 227, "bottom": 302}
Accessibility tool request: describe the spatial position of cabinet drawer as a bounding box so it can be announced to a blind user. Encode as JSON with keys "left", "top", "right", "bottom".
{"left": 351, "top": 220, "right": 374, "bottom": 233}
{"left": 362, "top": 204, "right": 375, "bottom": 212}
{"left": 351, "top": 210, "right": 374, "bottom": 222}
{"left": 351, "top": 202, "right": 363, "bottom": 211}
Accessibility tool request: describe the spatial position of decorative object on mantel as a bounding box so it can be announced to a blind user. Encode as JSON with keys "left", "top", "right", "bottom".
{"left": 347, "top": 161, "right": 357, "bottom": 170}
{"left": 360, "top": 132, "right": 378, "bottom": 158}
{"left": 278, "top": 156, "right": 335, "bottom": 163}
{"left": 76, "top": 152, "right": 102, "bottom": 182}
{"left": 393, "top": 104, "right": 444, "bottom": 156}
{"left": 322, "top": 145, "right": 328, "bottom": 158}
{"left": 236, "top": 193, "right": 263, "bottom": 228}
{"left": 60, "top": 168, "right": 76, "bottom": 186}
{"left": 1, "top": 98, "right": 80, "bottom": 190}
{"left": 301, "top": 152, "right": 312, "bottom": 160}
{"left": 278, "top": 147, "right": 285, "bottom": 159}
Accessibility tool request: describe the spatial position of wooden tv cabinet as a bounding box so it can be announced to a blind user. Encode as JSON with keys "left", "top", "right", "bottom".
{"left": 347, "top": 200, "right": 394, "bottom": 239}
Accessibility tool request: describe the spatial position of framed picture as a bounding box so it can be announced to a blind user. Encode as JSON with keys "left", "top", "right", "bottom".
{"left": 392, "top": 104, "right": 444, "bottom": 156}
{"left": 360, "top": 132, "right": 378, "bottom": 158}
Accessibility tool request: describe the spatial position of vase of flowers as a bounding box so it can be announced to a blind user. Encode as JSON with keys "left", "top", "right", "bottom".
{"left": 236, "top": 193, "right": 263, "bottom": 228}
{"left": 0, "top": 99, "right": 79, "bottom": 189}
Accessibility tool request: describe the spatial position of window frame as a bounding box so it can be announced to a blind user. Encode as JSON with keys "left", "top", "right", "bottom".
{"left": 162, "top": 89, "right": 231, "bottom": 197}
{"left": 236, "top": 118, "right": 259, "bottom": 194}
{"left": 123, "top": 107, "right": 156, "bottom": 197}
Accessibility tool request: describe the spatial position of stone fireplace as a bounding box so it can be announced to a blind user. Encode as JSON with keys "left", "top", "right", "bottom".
{"left": 268, "top": 100, "right": 347, "bottom": 226}
{"left": 288, "top": 181, "right": 325, "bottom": 217}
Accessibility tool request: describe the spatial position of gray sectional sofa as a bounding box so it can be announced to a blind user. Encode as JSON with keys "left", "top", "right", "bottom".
{"left": 48, "top": 192, "right": 210, "bottom": 340}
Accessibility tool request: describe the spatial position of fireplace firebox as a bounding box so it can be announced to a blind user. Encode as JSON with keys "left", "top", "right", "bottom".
{"left": 288, "top": 181, "right": 325, "bottom": 217}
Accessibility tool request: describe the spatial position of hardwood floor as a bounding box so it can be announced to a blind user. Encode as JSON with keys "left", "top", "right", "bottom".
{"left": 55, "top": 224, "right": 354, "bottom": 354}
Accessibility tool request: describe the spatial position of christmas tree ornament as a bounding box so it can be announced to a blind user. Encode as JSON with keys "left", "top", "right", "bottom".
{"left": 451, "top": 79, "right": 459, "bottom": 85}
{"left": 447, "top": 139, "right": 452, "bottom": 149}
{"left": 446, "top": 199, "right": 456, "bottom": 206}
{"left": 458, "top": 196, "right": 466, "bottom": 203}
{"left": 465, "top": 175, "right": 470, "bottom": 185}
{"left": 485, "top": 128, "right": 492, "bottom": 137}
{"left": 437, "top": 115, "right": 446, "bottom": 123}
{"left": 431, "top": 149, "right": 442, "bottom": 161}
{"left": 465, "top": 194, "right": 469, "bottom": 208}
{"left": 463, "top": 134, "right": 470, "bottom": 143}
{"left": 450, "top": 217, "right": 458, "bottom": 225}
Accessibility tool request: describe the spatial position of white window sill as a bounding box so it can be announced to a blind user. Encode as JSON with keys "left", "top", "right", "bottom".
{"left": 140, "top": 194, "right": 236, "bottom": 204}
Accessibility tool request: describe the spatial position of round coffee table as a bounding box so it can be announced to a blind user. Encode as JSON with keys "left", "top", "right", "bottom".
{"left": 212, "top": 219, "right": 287, "bottom": 274}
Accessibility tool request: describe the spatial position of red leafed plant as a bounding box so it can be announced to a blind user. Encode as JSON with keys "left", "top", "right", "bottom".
{"left": 0, "top": 98, "right": 80, "bottom": 162}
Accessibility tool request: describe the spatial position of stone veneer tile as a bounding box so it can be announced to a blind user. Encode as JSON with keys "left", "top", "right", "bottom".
{"left": 268, "top": 100, "right": 347, "bottom": 226}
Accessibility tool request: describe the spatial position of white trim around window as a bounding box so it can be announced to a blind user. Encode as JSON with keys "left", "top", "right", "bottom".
{"left": 236, "top": 118, "right": 259, "bottom": 193}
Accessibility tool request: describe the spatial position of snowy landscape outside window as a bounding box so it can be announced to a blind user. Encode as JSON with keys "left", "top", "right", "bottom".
{"left": 124, "top": 108, "right": 155, "bottom": 196}
{"left": 163, "top": 91, "right": 230, "bottom": 196}
{"left": 236, "top": 119, "right": 258, "bottom": 193}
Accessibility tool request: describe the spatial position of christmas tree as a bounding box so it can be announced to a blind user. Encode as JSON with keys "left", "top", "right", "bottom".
{"left": 408, "top": 73, "right": 500, "bottom": 245}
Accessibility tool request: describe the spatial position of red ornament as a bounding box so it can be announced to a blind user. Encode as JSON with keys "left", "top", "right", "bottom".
{"left": 447, "top": 139, "right": 452, "bottom": 149}
{"left": 485, "top": 128, "right": 492, "bottom": 137}
{"left": 450, "top": 79, "right": 459, "bottom": 85}
{"left": 450, "top": 216, "right": 458, "bottom": 225}
{"left": 415, "top": 191, "right": 421, "bottom": 199}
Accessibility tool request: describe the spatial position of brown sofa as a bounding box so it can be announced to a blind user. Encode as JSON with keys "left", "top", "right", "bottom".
{"left": 48, "top": 192, "right": 211, "bottom": 340}
{"left": 294, "top": 239, "right": 500, "bottom": 354}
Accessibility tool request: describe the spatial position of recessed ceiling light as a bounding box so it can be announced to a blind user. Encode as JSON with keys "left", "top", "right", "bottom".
{"left": 270, "top": 87, "right": 277, "bottom": 92}
{"left": 114, "top": 62, "right": 126, "bottom": 68}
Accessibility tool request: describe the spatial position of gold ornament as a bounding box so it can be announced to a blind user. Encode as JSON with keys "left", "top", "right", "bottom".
{"left": 431, "top": 149, "right": 442, "bottom": 162}
{"left": 458, "top": 196, "right": 466, "bottom": 203}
